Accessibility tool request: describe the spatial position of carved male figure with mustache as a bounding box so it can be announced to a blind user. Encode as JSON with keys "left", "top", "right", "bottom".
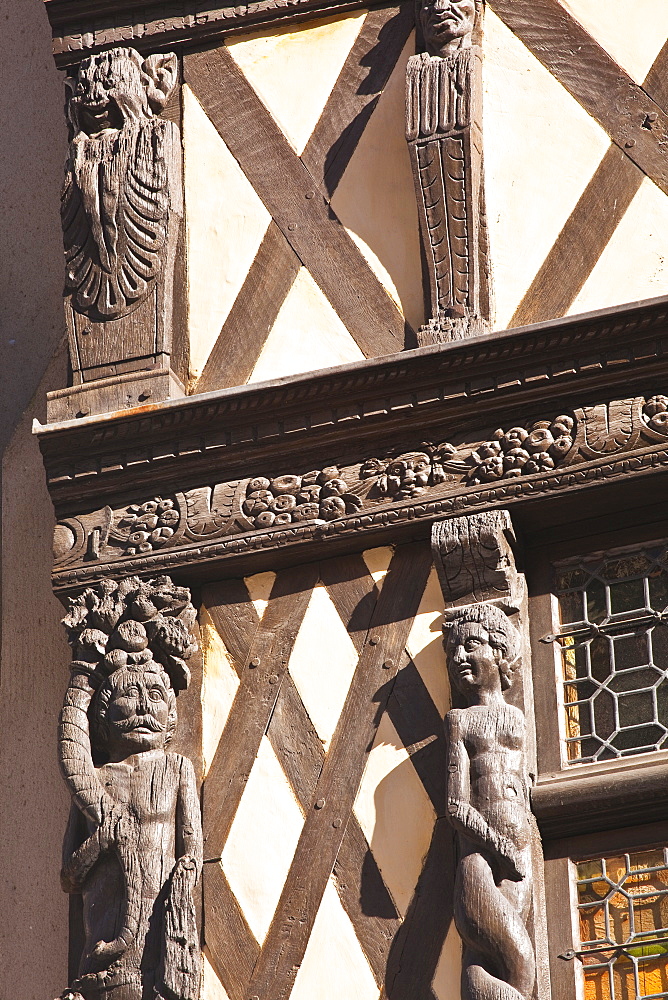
{"left": 57, "top": 577, "right": 201, "bottom": 1000}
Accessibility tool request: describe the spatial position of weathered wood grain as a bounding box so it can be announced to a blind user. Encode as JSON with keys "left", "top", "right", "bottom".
{"left": 203, "top": 563, "right": 319, "bottom": 856}
{"left": 204, "top": 864, "right": 259, "bottom": 1000}
{"left": 246, "top": 542, "right": 432, "bottom": 1000}
{"left": 201, "top": 576, "right": 261, "bottom": 677}
{"left": 195, "top": 222, "right": 300, "bottom": 394}
{"left": 490, "top": 0, "right": 668, "bottom": 196}
{"left": 184, "top": 45, "right": 408, "bottom": 358}
{"left": 302, "top": 3, "right": 414, "bottom": 196}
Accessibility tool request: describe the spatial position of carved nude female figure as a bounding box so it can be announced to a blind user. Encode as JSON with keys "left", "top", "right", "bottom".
{"left": 444, "top": 603, "right": 535, "bottom": 1000}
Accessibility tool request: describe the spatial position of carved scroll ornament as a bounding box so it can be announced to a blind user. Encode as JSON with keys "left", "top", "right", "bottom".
{"left": 57, "top": 575, "right": 202, "bottom": 1000}
{"left": 51, "top": 394, "right": 668, "bottom": 576}
{"left": 61, "top": 46, "right": 183, "bottom": 397}
{"left": 407, "top": 0, "right": 492, "bottom": 344}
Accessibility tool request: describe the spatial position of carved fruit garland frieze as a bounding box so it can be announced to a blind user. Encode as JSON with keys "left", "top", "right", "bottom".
{"left": 52, "top": 396, "right": 668, "bottom": 570}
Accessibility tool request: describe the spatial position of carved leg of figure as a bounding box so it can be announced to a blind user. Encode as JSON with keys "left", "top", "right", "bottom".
{"left": 455, "top": 852, "right": 535, "bottom": 1000}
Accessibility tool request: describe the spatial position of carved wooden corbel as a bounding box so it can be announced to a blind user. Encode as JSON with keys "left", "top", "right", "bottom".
{"left": 56, "top": 574, "right": 202, "bottom": 1000}
{"left": 49, "top": 47, "right": 184, "bottom": 422}
{"left": 432, "top": 512, "right": 545, "bottom": 1000}
{"left": 407, "top": 0, "right": 492, "bottom": 345}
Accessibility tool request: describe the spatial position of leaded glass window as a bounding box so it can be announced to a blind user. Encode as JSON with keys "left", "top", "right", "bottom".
{"left": 554, "top": 544, "right": 668, "bottom": 764}
{"left": 575, "top": 848, "right": 668, "bottom": 1000}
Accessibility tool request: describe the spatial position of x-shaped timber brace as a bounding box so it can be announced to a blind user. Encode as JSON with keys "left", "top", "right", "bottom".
{"left": 199, "top": 544, "right": 456, "bottom": 1000}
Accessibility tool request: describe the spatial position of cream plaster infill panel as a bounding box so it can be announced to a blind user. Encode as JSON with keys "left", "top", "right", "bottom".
{"left": 247, "top": 266, "right": 365, "bottom": 383}
{"left": 221, "top": 735, "right": 304, "bottom": 944}
{"left": 245, "top": 569, "right": 276, "bottom": 622}
{"left": 183, "top": 85, "right": 271, "bottom": 380}
{"left": 226, "top": 11, "right": 367, "bottom": 156}
{"left": 568, "top": 176, "right": 668, "bottom": 316}
{"left": 202, "top": 950, "right": 232, "bottom": 1000}
{"left": 200, "top": 607, "right": 241, "bottom": 778}
{"left": 483, "top": 9, "right": 610, "bottom": 330}
{"left": 287, "top": 583, "right": 359, "bottom": 751}
{"left": 432, "top": 921, "right": 463, "bottom": 1000}
{"left": 405, "top": 567, "right": 450, "bottom": 719}
{"left": 290, "top": 877, "right": 379, "bottom": 1000}
{"left": 362, "top": 546, "right": 394, "bottom": 591}
{"left": 559, "top": 0, "right": 668, "bottom": 85}
{"left": 353, "top": 712, "right": 436, "bottom": 919}
{"left": 331, "top": 32, "right": 425, "bottom": 334}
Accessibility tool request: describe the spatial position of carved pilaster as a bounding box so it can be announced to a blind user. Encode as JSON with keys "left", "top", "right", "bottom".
{"left": 49, "top": 47, "right": 184, "bottom": 422}
{"left": 432, "top": 512, "right": 547, "bottom": 1000}
{"left": 56, "top": 574, "right": 202, "bottom": 1000}
{"left": 407, "top": 0, "right": 492, "bottom": 345}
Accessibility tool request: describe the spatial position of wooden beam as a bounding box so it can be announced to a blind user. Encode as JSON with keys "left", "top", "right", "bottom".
{"left": 246, "top": 542, "right": 432, "bottom": 1000}
{"left": 490, "top": 0, "right": 668, "bottom": 197}
{"left": 510, "top": 146, "right": 642, "bottom": 327}
{"left": 204, "top": 865, "right": 259, "bottom": 1000}
{"left": 195, "top": 223, "right": 301, "bottom": 395}
{"left": 184, "top": 45, "right": 409, "bottom": 359}
{"left": 202, "top": 563, "right": 319, "bottom": 857}
{"left": 509, "top": 37, "right": 668, "bottom": 327}
{"left": 301, "top": 3, "right": 414, "bottom": 196}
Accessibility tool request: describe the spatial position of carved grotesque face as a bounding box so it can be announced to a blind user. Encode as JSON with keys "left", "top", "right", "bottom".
{"left": 101, "top": 665, "right": 175, "bottom": 758}
{"left": 66, "top": 47, "right": 177, "bottom": 137}
{"left": 446, "top": 620, "right": 506, "bottom": 698}
{"left": 419, "top": 0, "right": 476, "bottom": 56}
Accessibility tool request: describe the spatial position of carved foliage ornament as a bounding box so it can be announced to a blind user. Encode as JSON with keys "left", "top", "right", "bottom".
{"left": 63, "top": 47, "right": 181, "bottom": 320}
{"left": 57, "top": 575, "right": 201, "bottom": 1000}
{"left": 52, "top": 395, "right": 668, "bottom": 569}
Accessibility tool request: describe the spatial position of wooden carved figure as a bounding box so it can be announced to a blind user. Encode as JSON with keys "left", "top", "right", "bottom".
{"left": 57, "top": 576, "right": 202, "bottom": 1000}
{"left": 60, "top": 46, "right": 183, "bottom": 410}
{"left": 444, "top": 602, "right": 536, "bottom": 1000}
{"left": 406, "top": 0, "right": 492, "bottom": 344}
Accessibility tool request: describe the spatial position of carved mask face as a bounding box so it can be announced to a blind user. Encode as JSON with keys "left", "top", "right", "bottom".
{"left": 420, "top": 0, "right": 476, "bottom": 56}
{"left": 103, "top": 665, "right": 173, "bottom": 757}
{"left": 66, "top": 48, "right": 178, "bottom": 137}
{"left": 446, "top": 621, "right": 505, "bottom": 699}
{"left": 68, "top": 50, "right": 148, "bottom": 136}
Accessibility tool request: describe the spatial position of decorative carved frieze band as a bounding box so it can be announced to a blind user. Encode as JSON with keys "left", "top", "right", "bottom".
{"left": 37, "top": 295, "right": 668, "bottom": 507}
{"left": 57, "top": 574, "right": 202, "bottom": 1000}
{"left": 406, "top": 0, "right": 492, "bottom": 345}
{"left": 45, "top": 0, "right": 379, "bottom": 67}
{"left": 50, "top": 392, "right": 668, "bottom": 589}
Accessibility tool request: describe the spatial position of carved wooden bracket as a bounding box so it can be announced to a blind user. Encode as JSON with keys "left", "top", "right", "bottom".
{"left": 431, "top": 509, "right": 524, "bottom": 610}
{"left": 50, "top": 46, "right": 185, "bottom": 422}
{"left": 407, "top": 0, "right": 492, "bottom": 345}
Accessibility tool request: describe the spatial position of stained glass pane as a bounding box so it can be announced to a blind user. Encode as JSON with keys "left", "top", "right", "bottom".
{"left": 576, "top": 849, "right": 668, "bottom": 1000}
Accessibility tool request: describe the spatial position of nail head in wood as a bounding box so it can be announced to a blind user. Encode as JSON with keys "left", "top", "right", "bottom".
{"left": 315, "top": 798, "right": 325, "bottom": 809}
{"left": 250, "top": 657, "right": 261, "bottom": 667}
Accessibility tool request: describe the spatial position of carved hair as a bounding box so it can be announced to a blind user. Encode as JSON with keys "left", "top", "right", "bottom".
{"left": 444, "top": 602, "right": 520, "bottom": 689}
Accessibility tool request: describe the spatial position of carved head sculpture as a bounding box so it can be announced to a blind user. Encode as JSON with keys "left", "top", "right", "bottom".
{"left": 66, "top": 47, "right": 178, "bottom": 136}
{"left": 444, "top": 602, "right": 520, "bottom": 700}
{"left": 418, "top": 0, "right": 480, "bottom": 57}
{"left": 93, "top": 660, "right": 178, "bottom": 758}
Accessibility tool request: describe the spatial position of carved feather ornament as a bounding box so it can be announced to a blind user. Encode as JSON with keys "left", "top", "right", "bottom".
{"left": 62, "top": 48, "right": 181, "bottom": 320}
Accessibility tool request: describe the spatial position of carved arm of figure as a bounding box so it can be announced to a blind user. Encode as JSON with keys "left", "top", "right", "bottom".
{"left": 445, "top": 710, "right": 526, "bottom": 882}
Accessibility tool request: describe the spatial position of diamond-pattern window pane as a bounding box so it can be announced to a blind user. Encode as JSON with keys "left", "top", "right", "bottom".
{"left": 575, "top": 848, "right": 668, "bottom": 1000}
{"left": 555, "top": 544, "right": 668, "bottom": 764}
